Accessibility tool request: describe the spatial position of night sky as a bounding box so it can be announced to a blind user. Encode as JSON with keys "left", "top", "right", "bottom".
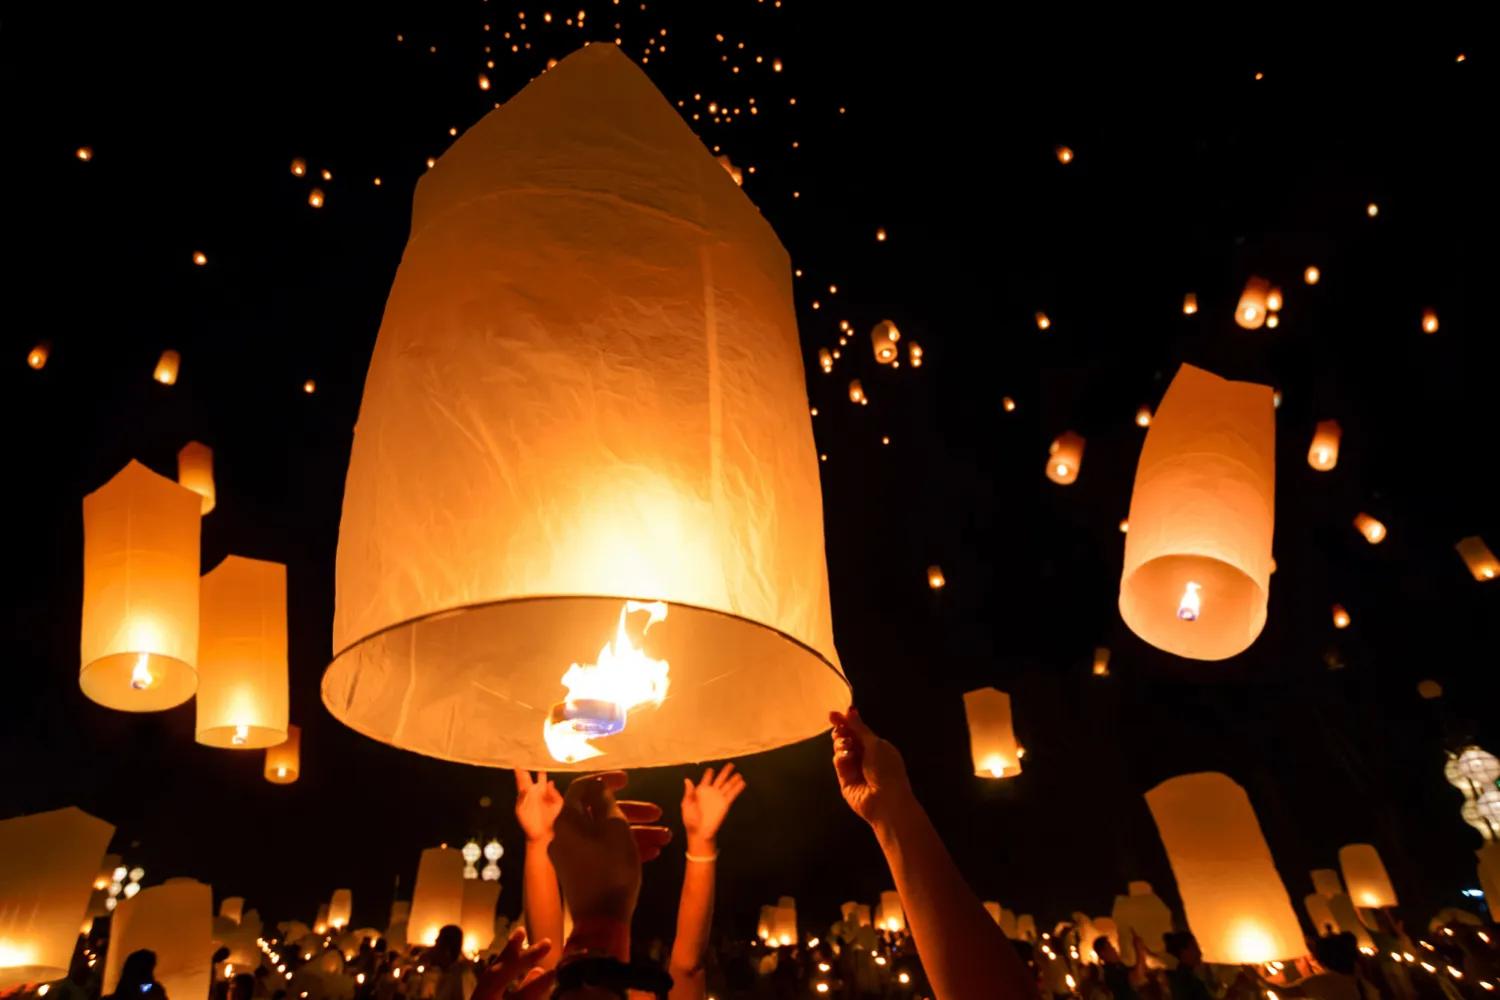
{"left": 3, "top": 4, "right": 1494, "bottom": 949}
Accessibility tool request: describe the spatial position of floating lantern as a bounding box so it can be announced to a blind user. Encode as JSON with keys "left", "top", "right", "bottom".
{"left": 927, "top": 566, "right": 946, "bottom": 590}
{"left": 196, "top": 557, "right": 289, "bottom": 749}
{"left": 1001, "top": 397, "right": 1016, "bottom": 413}
{"left": 1112, "top": 882, "right": 1171, "bottom": 964}
{"left": 409, "top": 848, "right": 465, "bottom": 947}
{"left": 1054, "top": 146, "right": 1074, "bottom": 164}
{"left": 313, "top": 904, "right": 328, "bottom": 935}
{"left": 1119, "top": 519, "right": 1129, "bottom": 533}
{"left": 290, "top": 159, "right": 306, "bottom": 176}
{"left": 715, "top": 155, "right": 743, "bottom": 187}
{"left": 1273, "top": 389, "right": 1283, "bottom": 409}
{"left": 871, "top": 320, "right": 900, "bottom": 364}
{"left": 963, "top": 688, "right": 1021, "bottom": 779}
{"left": 1304, "top": 267, "right": 1321, "bottom": 285}
{"left": 327, "top": 891, "right": 352, "bottom": 930}
{"left": 320, "top": 168, "right": 332, "bottom": 181}
{"left": 1266, "top": 287, "right": 1284, "bottom": 313}
{"left": 264, "top": 725, "right": 301, "bottom": 784}
{"left": 817, "top": 348, "right": 833, "bottom": 373}
{"left": 1338, "top": 844, "right": 1397, "bottom": 909}
{"left": 27, "top": 343, "right": 49, "bottom": 369}
{"left": 1235, "top": 277, "right": 1271, "bottom": 330}
{"left": 80, "top": 462, "right": 201, "bottom": 711}
{"left": 1183, "top": 293, "right": 1198, "bottom": 315}
{"left": 154, "top": 350, "right": 181, "bottom": 385}
{"left": 192, "top": 251, "right": 208, "bottom": 266}
{"left": 321, "top": 45, "right": 848, "bottom": 770}
{"left": 1266, "top": 314, "right": 1280, "bottom": 329}
{"left": 1422, "top": 309, "right": 1439, "bottom": 334}
{"left": 0, "top": 807, "right": 115, "bottom": 988}
{"left": 459, "top": 880, "right": 500, "bottom": 955}
{"left": 1046, "top": 432, "right": 1085, "bottom": 485}
{"left": 1353, "top": 513, "right": 1386, "bottom": 544}
{"left": 875, "top": 227, "right": 886, "bottom": 241}
{"left": 1331, "top": 605, "right": 1350, "bottom": 629}
{"left": 478, "top": 73, "right": 491, "bottom": 91}
{"left": 849, "top": 379, "right": 867, "bottom": 404}
{"left": 772, "top": 897, "right": 797, "bottom": 946}
{"left": 1310, "top": 869, "right": 1344, "bottom": 899}
{"left": 1307, "top": 421, "right": 1341, "bottom": 471}
{"left": 907, "top": 341, "right": 923, "bottom": 367}
{"left": 103, "top": 879, "right": 212, "bottom": 1000}
{"left": 1035, "top": 311, "right": 1051, "bottom": 331}
{"left": 176, "top": 442, "right": 216, "bottom": 515}
{"left": 1092, "top": 647, "right": 1110, "bottom": 677}
{"left": 1455, "top": 537, "right": 1498, "bottom": 581}
{"left": 756, "top": 906, "right": 774, "bottom": 941}
{"left": 219, "top": 898, "right": 244, "bottom": 924}
{"left": 878, "top": 891, "right": 905, "bottom": 933}
{"left": 1135, "top": 406, "right": 1152, "bottom": 428}
{"left": 76, "top": 146, "right": 93, "bottom": 162}
{"left": 303, "top": 379, "right": 317, "bottom": 394}
{"left": 308, "top": 189, "right": 325, "bottom": 208}
{"left": 1366, "top": 202, "right": 1379, "bottom": 218}
{"left": 1418, "top": 679, "right": 1444, "bottom": 700}
{"left": 1119, "top": 365, "right": 1275, "bottom": 660}
{"left": 1145, "top": 773, "right": 1304, "bottom": 963}
{"left": 1305, "top": 894, "right": 1337, "bottom": 935}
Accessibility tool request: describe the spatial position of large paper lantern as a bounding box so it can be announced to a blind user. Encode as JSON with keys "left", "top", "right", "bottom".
{"left": 219, "top": 897, "right": 244, "bottom": 924}
{"left": 1119, "top": 364, "right": 1275, "bottom": 661}
{"left": 1112, "top": 881, "right": 1172, "bottom": 964}
{"left": 264, "top": 725, "right": 301, "bottom": 784}
{"left": 328, "top": 889, "right": 352, "bottom": 930}
{"left": 877, "top": 891, "right": 905, "bottom": 934}
{"left": 321, "top": 43, "right": 847, "bottom": 771}
{"left": 1338, "top": 844, "right": 1396, "bottom": 909}
{"left": 870, "top": 320, "right": 900, "bottom": 365}
{"left": 176, "top": 442, "right": 216, "bottom": 515}
{"left": 1145, "top": 772, "right": 1304, "bottom": 963}
{"left": 962, "top": 688, "right": 1021, "bottom": 779}
{"left": 103, "top": 879, "right": 212, "bottom": 1000}
{"left": 1455, "top": 537, "right": 1498, "bottom": 582}
{"left": 81, "top": 461, "right": 201, "bottom": 711}
{"left": 196, "top": 556, "right": 289, "bottom": 749}
{"left": 409, "top": 848, "right": 464, "bottom": 947}
{"left": 1235, "top": 277, "right": 1271, "bottom": 329}
{"left": 772, "top": 896, "right": 797, "bottom": 947}
{"left": 1045, "top": 432, "right": 1085, "bottom": 485}
{"left": 1309, "top": 869, "right": 1343, "bottom": 898}
{"left": 459, "top": 880, "right": 500, "bottom": 955}
{"left": 0, "top": 807, "right": 115, "bottom": 987}
{"left": 1307, "top": 421, "right": 1341, "bottom": 472}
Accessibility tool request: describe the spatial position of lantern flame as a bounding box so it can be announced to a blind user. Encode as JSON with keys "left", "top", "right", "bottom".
{"left": 1178, "top": 581, "right": 1202, "bottom": 622}
{"left": 232, "top": 724, "right": 250, "bottom": 745}
{"left": 982, "top": 754, "right": 1010, "bottom": 778}
{"left": 129, "top": 652, "right": 155, "bottom": 690}
{"left": 544, "top": 600, "right": 669, "bottom": 763}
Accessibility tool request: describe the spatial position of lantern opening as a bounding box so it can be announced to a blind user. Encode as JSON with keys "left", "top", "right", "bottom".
{"left": 543, "top": 600, "right": 669, "bottom": 763}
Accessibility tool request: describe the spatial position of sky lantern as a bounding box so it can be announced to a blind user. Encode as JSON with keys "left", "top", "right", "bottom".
{"left": 1304, "top": 266, "right": 1321, "bottom": 285}
{"left": 0, "top": 807, "right": 115, "bottom": 988}
{"left": 870, "top": 320, "right": 900, "bottom": 364}
{"left": 80, "top": 461, "right": 201, "bottom": 711}
{"left": 1119, "top": 365, "right": 1275, "bottom": 661}
{"left": 27, "top": 343, "right": 49, "bottom": 369}
{"left": 1112, "top": 882, "right": 1172, "bottom": 964}
{"left": 176, "top": 441, "right": 216, "bottom": 515}
{"left": 313, "top": 904, "right": 329, "bottom": 935}
{"left": 908, "top": 341, "right": 923, "bottom": 367}
{"left": 817, "top": 348, "right": 832, "bottom": 373}
{"left": 76, "top": 146, "right": 94, "bottom": 161}
{"left": 848, "top": 379, "right": 867, "bottom": 405}
{"left": 327, "top": 890, "right": 352, "bottom": 930}
{"left": 1235, "top": 277, "right": 1271, "bottom": 329}
{"left": 963, "top": 688, "right": 1021, "bottom": 779}
{"left": 1417, "top": 679, "right": 1443, "bottom": 700}
{"left": 154, "top": 350, "right": 181, "bottom": 385}
{"left": 219, "top": 898, "right": 244, "bottom": 924}
{"left": 1092, "top": 647, "right": 1110, "bottom": 677}
{"left": 1145, "top": 772, "right": 1304, "bottom": 963}
{"left": 927, "top": 565, "right": 946, "bottom": 590}
{"left": 1046, "top": 432, "right": 1084, "bottom": 485}
{"left": 1054, "top": 145, "right": 1074, "bottom": 164}
{"left": 308, "top": 188, "right": 325, "bottom": 208}
{"left": 1353, "top": 512, "right": 1386, "bottom": 544}
{"left": 1304, "top": 894, "right": 1336, "bottom": 935}
{"left": 772, "top": 897, "right": 797, "bottom": 946}
{"left": 1331, "top": 604, "right": 1350, "bottom": 629}
{"left": 1266, "top": 287, "right": 1284, "bottom": 313}
{"left": 1182, "top": 293, "right": 1198, "bottom": 315}
{"left": 1455, "top": 537, "right": 1498, "bottom": 581}
{"left": 321, "top": 45, "right": 847, "bottom": 770}
{"left": 1135, "top": 406, "right": 1152, "bottom": 428}
{"left": 264, "top": 724, "right": 301, "bottom": 784}
{"left": 1035, "top": 311, "right": 1051, "bottom": 331}
{"left": 1001, "top": 397, "right": 1016, "bottom": 413}
{"left": 196, "top": 556, "right": 289, "bottom": 749}
{"left": 714, "top": 154, "right": 743, "bottom": 187}
{"left": 756, "top": 906, "right": 774, "bottom": 941}
{"left": 1338, "top": 844, "right": 1397, "bottom": 909}
{"left": 459, "top": 879, "right": 500, "bottom": 955}
{"left": 877, "top": 891, "right": 905, "bottom": 933}
{"left": 409, "top": 848, "right": 465, "bottom": 947}
{"left": 290, "top": 158, "right": 306, "bottom": 176}
{"left": 1310, "top": 869, "right": 1343, "bottom": 898}
{"left": 1307, "top": 420, "right": 1341, "bottom": 471}
{"left": 103, "top": 879, "right": 212, "bottom": 1000}
{"left": 1422, "top": 308, "right": 1439, "bottom": 334}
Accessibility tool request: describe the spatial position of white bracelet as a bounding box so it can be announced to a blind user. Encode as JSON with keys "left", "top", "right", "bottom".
{"left": 685, "top": 850, "right": 719, "bottom": 863}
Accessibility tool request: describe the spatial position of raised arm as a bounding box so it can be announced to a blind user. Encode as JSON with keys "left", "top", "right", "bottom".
{"left": 830, "top": 708, "right": 1033, "bottom": 1000}
{"left": 669, "top": 764, "right": 747, "bottom": 1000}
{"left": 515, "top": 769, "right": 566, "bottom": 970}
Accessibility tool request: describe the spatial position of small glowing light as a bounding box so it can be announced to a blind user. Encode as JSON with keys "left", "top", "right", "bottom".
{"left": 927, "top": 566, "right": 946, "bottom": 590}
{"left": 1135, "top": 406, "right": 1152, "bottom": 428}
{"left": 1065, "top": 974, "right": 1076, "bottom": 990}
{"left": 875, "top": 227, "right": 887, "bottom": 242}
{"left": 39, "top": 987, "right": 50, "bottom": 997}
{"left": 302, "top": 379, "right": 317, "bottom": 395}
{"left": 1035, "top": 311, "right": 1051, "bottom": 330}
{"left": 815, "top": 985, "right": 829, "bottom": 994}
{"left": 898, "top": 972, "right": 911, "bottom": 985}
{"left": 1354, "top": 513, "right": 1387, "bottom": 544}
{"left": 1366, "top": 202, "right": 1379, "bottom": 218}
{"left": 1183, "top": 293, "right": 1198, "bottom": 315}
{"left": 1422, "top": 309, "right": 1439, "bottom": 334}
{"left": 122, "top": 882, "right": 139, "bottom": 899}
{"left": 1265, "top": 314, "right": 1280, "bottom": 329}
{"left": 27, "top": 344, "right": 48, "bottom": 369}
{"left": 478, "top": 73, "right": 491, "bottom": 90}
{"left": 320, "top": 168, "right": 332, "bottom": 181}
{"left": 881, "top": 436, "right": 890, "bottom": 445}
{"left": 1055, "top": 145, "right": 1074, "bottom": 164}
{"left": 817, "top": 963, "right": 830, "bottom": 973}
{"left": 1421, "top": 963, "right": 1436, "bottom": 974}
{"left": 1002, "top": 397, "right": 1016, "bottom": 412}
{"left": 1332, "top": 605, "right": 1350, "bottom": 629}
{"left": 372, "top": 177, "right": 382, "bottom": 186}
{"left": 1273, "top": 390, "right": 1283, "bottom": 409}
{"left": 1266, "top": 288, "right": 1283, "bottom": 312}
{"left": 1254, "top": 71, "right": 1264, "bottom": 80}
{"left": 308, "top": 188, "right": 325, "bottom": 208}
{"left": 1178, "top": 581, "right": 1202, "bottom": 622}
{"left": 426, "top": 157, "right": 436, "bottom": 168}
{"left": 130, "top": 653, "right": 155, "bottom": 690}
{"left": 193, "top": 251, "right": 208, "bottom": 266}
{"left": 1304, "top": 266, "right": 1321, "bottom": 285}
{"left": 290, "top": 158, "right": 306, "bottom": 177}
{"left": 1119, "top": 519, "right": 1129, "bottom": 533}
{"left": 875, "top": 956, "right": 887, "bottom": 967}
{"left": 76, "top": 147, "right": 93, "bottom": 162}
{"left": 772, "top": 58, "right": 783, "bottom": 72}
{"left": 356, "top": 974, "right": 366, "bottom": 985}
{"left": 232, "top": 723, "right": 250, "bottom": 745}
{"left": 1054, "top": 463, "right": 1069, "bottom": 478}
{"left": 982, "top": 754, "right": 1009, "bottom": 778}
{"left": 1449, "top": 967, "right": 1463, "bottom": 980}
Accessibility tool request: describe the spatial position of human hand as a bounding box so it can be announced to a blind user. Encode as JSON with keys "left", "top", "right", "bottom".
{"left": 549, "top": 772, "right": 672, "bottom": 930}
{"left": 514, "top": 769, "right": 564, "bottom": 845}
{"left": 470, "top": 929, "right": 554, "bottom": 1000}
{"left": 829, "top": 708, "right": 914, "bottom": 828}
{"left": 681, "top": 763, "right": 746, "bottom": 853}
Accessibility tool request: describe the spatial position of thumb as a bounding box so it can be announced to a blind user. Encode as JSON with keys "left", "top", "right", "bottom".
{"left": 844, "top": 707, "right": 879, "bottom": 753}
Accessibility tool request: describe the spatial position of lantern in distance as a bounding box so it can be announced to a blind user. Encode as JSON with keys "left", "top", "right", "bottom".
{"left": 1331, "top": 604, "right": 1350, "bottom": 629}
{"left": 1266, "top": 287, "right": 1284, "bottom": 313}
{"left": 908, "top": 341, "right": 923, "bottom": 367}
{"left": 1311, "top": 869, "right": 1344, "bottom": 898}
{"left": 756, "top": 905, "right": 774, "bottom": 942}
{"left": 1112, "top": 882, "right": 1171, "bottom": 964}
{"left": 264, "top": 724, "right": 301, "bottom": 783}
{"left": 817, "top": 348, "right": 832, "bottom": 373}
{"left": 219, "top": 897, "right": 244, "bottom": 924}
{"left": 327, "top": 890, "right": 352, "bottom": 930}
{"left": 1135, "top": 406, "right": 1152, "bottom": 428}
{"left": 1353, "top": 513, "right": 1386, "bottom": 544}
{"left": 1046, "top": 431, "right": 1084, "bottom": 485}
{"left": 1235, "top": 277, "right": 1271, "bottom": 329}
{"left": 102, "top": 879, "right": 212, "bottom": 1000}
{"left": 308, "top": 189, "right": 325, "bottom": 209}
{"left": 1304, "top": 266, "right": 1321, "bottom": 285}
{"left": 963, "top": 687, "right": 1021, "bottom": 779}
{"left": 1417, "top": 679, "right": 1443, "bottom": 700}
{"left": 772, "top": 897, "right": 797, "bottom": 946}
{"left": 196, "top": 556, "right": 289, "bottom": 749}
{"left": 313, "top": 904, "right": 329, "bottom": 935}
{"left": 1119, "top": 364, "right": 1275, "bottom": 661}
{"left": 1092, "top": 647, "right": 1110, "bottom": 677}
{"left": 0, "top": 807, "right": 115, "bottom": 987}
{"left": 27, "top": 343, "right": 49, "bottom": 370}
{"left": 870, "top": 320, "right": 900, "bottom": 364}
{"left": 1307, "top": 420, "right": 1341, "bottom": 471}
{"left": 927, "top": 565, "right": 945, "bottom": 590}
{"left": 409, "top": 848, "right": 465, "bottom": 947}
{"left": 1304, "top": 893, "right": 1336, "bottom": 936}
{"left": 80, "top": 461, "right": 201, "bottom": 711}
{"left": 321, "top": 44, "right": 848, "bottom": 771}
{"left": 154, "top": 350, "right": 181, "bottom": 385}
{"left": 291, "top": 158, "right": 307, "bottom": 177}
{"left": 459, "top": 879, "right": 500, "bottom": 955}
{"left": 1145, "top": 772, "right": 1303, "bottom": 963}
{"left": 1055, "top": 145, "right": 1074, "bottom": 164}
{"left": 849, "top": 379, "right": 867, "bottom": 404}
{"left": 1001, "top": 397, "right": 1016, "bottom": 413}
{"left": 1456, "top": 537, "right": 1498, "bottom": 582}
{"left": 177, "top": 441, "right": 216, "bottom": 515}
{"left": 878, "top": 890, "right": 905, "bottom": 933}
{"left": 1035, "top": 311, "right": 1051, "bottom": 331}
{"left": 1338, "top": 844, "right": 1397, "bottom": 909}
{"left": 1182, "top": 293, "right": 1198, "bottom": 315}
{"left": 1422, "top": 309, "right": 1439, "bottom": 334}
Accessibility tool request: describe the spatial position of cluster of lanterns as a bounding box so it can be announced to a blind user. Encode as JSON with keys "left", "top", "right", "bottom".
{"left": 459, "top": 838, "right": 504, "bottom": 882}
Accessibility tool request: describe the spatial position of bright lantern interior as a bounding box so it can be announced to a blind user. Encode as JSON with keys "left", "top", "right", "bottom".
{"left": 544, "top": 601, "right": 670, "bottom": 764}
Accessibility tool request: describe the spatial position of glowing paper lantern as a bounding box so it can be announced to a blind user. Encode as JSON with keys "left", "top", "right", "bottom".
{"left": 291, "top": 159, "right": 307, "bottom": 177}
{"left": 174, "top": 445, "right": 216, "bottom": 518}
{"left": 1135, "top": 406, "right": 1153, "bottom": 428}
{"left": 871, "top": 320, "right": 900, "bottom": 364}
{"left": 962, "top": 688, "right": 1021, "bottom": 779}
{"left": 313, "top": 904, "right": 329, "bottom": 935}
{"left": 1338, "top": 844, "right": 1397, "bottom": 909}
{"left": 1418, "top": 679, "right": 1443, "bottom": 700}
{"left": 1119, "top": 364, "right": 1275, "bottom": 661}
{"left": 328, "top": 890, "right": 352, "bottom": 930}
{"left": 103, "top": 879, "right": 212, "bottom": 1000}
{"left": 1304, "top": 894, "right": 1336, "bottom": 935}
{"left": 817, "top": 348, "right": 833, "bottom": 373}
{"left": 1035, "top": 311, "right": 1051, "bottom": 331}
{"left": 877, "top": 891, "right": 905, "bottom": 933}
{"left": 1266, "top": 287, "right": 1284, "bottom": 313}
{"left": 1456, "top": 537, "right": 1498, "bottom": 582}
{"left": 908, "top": 342, "right": 923, "bottom": 367}
{"left": 756, "top": 905, "right": 774, "bottom": 941}
{"left": 219, "top": 897, "right": 244, "bottom": 924}
{"left": 927, "top": 565, "right": 946, "bottom": 590}
{"left": 1353, "top": 513, "right": 1386, "bottom": 544}
{"left": 1304, "top": 267, "right": 1321, "bottom": 285}
{"left": 323, "top": 49, "right": 847, "bottom": 771}
{"left": 154, "top": 350, "right": 181, "bottom": 385}
{"left": 1307, "top": 421, "right": 1341, "bottom": 471}
{"left": 1327, "top": 894, "right": 1373, "bottom": 948}
{"left": 1182, "top": 294, "right": 1198, "bottom": 315}
{"left": 0, "top": 807, "right": 115, "bottom": 987}
{"left": 195, "top": 556, "right": 289, "bottom": 748}
{"left": 1112, "top": 882, "right": 1172, "bottom": 964}
{"left": 1092, "top": 647, "right": 1110, "bottom": 677}
{"left": 1235, "top": 277, "right": 1271, "bottom": 330}
{"left": 264, "top": 724, "right": 301, "bottom": 784}
{"left": 80, "top": 461, "right": 200, "bottom": 711}
{"left": 27, "top": 344, "right": 49, "bottom": 370}
{"left": 849, "top": 379, "right": 867, "bottom": 404}
{"left": 1311, "top": 869, "right": 1344, "bottom": 899}
{"left": 1422, "top": 309, "right": 1439, "bottom": 334}
{"left": 1332, "top": 605, "right": 1350, "bottom": 629}
{"left": 409, "top": 848, "right": 464, "bottom": 947}
{"left": 1145, "top": 772, "right": 1303, "bottom": 963}
{"left": 459, "top": 880, "right": 500, "bottom": 955}
{"left": 1046, "top": 432, "right": 1084, "bottom": 485}
{"left": 1055, "top": 146, "right": 1074, "bottom": 164}
{"left": 308, "top": 189, "right": 325, "bottom": 209}
{"left": 772, "top": 897, "right": 797, "bottom": 947}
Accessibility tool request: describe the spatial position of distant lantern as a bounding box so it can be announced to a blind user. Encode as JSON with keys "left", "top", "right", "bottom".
{"left": 1455, "top": 537, "right": 1498, "bottom": 582}
{"left": 1135, "top": 406, "right": 1152, "bottom": 428}
{"left": 756, "top": 906, "right": 774, "bottom": 941}
{"left": 176, "top": 441, "right": 216, "bottom": 514}
{"left": 962, "top": 687, "right": 1021, "bottom": 779}
{"left": 219, "top": 897, "right": 244, "bottom": 924}
{"left": 80, "top": 462, "right": 201, "bottom": 711}
{"left": 409, "top": 848, "right": 465, "bottom": 947}
{"left": 28, "top": 343, "right": 49, "bottom": 370}
{"left": 320, "top": 45, "right": 848, "bottom": 771}
{"left": 1113, "top": 882, "right": 1171, "bottom": 964}
{"left": 154, "top": 350, "right": 181, "bottom": 385}
{"left": 1092, "top": 647, "right": 1111, "bottom": 677}
{"left": 483, "top": 839, "right": 503, "bottom": 862}
{"left": 817, "top": 348, "right": 832, "bottom": 373}
{"left": 1001, "top": 397, "right": 1017, "bottom": 413}
{"left": 1054, "top": 145, "right": 1074, "bottom": 164}
{"left": 1182, "top": 293, "right": 1198, "bottom": 315}
{"left": 1305, "top": 894, "right": 1337, "bottom": 935}
{"left": 1307, "top": 420, "right": 1341, "bottom": 471}
{"left": 875, "top": 227, "right": 887, "bottom": 241}
{"left": 1235, "top": 277, "right": 1271, "bottom": 330}
{"left": 76, "top": 146, "right": 94, "bottom": 161}
{"left": 1417, "top": 679, "right": 1443, "bottom": 700}
{"left": 1119, "top": 519, "right": 1129, "bottom": 533}
{"left": 1035, "top": 311, "right": 1051, "bottom": 331}
{"left": 308, "top": 189, "right": 325, "bottom": 208}
{"left": 849, "top": 379, "right": 867, "bottom": 404}
{"left": 1338, "top": 844, "right": 1397, "bottom": 909}
{"left": 303, "top": 379, "right": 317, "bottom": 394}
{"left": 1310, "top": 869, "right": 1344, "bottom": 899}
{"left": 264, "top": 724, "right": 301, "bottom": 784}
{"left": 1266, "top": 287, "right": 1284, "bottom": 313}
{"left": 871, "top": 320, "right": 900, "bottom": 364}
{"left": 290, "top": 159, "right": 306, "bottom": 176}
{"left": 1273, "top": 389, "right": 1283, "bottom": 409}
{"left": 321, "top": 168, "right": 333, "bottom": 181}
{"left": 1146, "top": 773, "right": 1303, "bottom": 963}
{"left": 1119, "top": 364, "right": 1275, "bottom": 661}
{"left": 0, "top": 807, "right": 115, "bottom": 988}
{"left": 1046, "top": 432, "right": 1085, "bottom": 485}
{"left": 1266, "top": 314, "right": 1280, "bottom": 329}
{"left": 459, "top": 879, "right": 500, "bottom": 955}
{"left": 1366, "top": 202, "right": 1379, "bottom": 218}
{"left": 192, "top": 251, "right": 208, "bottom": 266}
{"left": 878, "top": 891, "right": 905, "bottom": 933}
{"left": 196, "top": 556, "right": 289, "bottom": 749}
{"left": 772, "top": 897, "right": 797, "bottom": 946}
{"left": 462, "top": 841, "right": 482, "bottom": 866}
{"left": 478, "top": 73, "right": 491, "bottom": 91}
{"left": 908, "top": 342, "right": 923, "bottom": 367}
{"left": 1332, "top": 604, "right": 1350, "bottom": 629}
{"left": 1353, "top": 513, "right": 1386, "bottom": 544}
{"left": 927, "top": 565, "right": 946, "bottom": 590}
{"left": 1304, "top": 266, "right": 1321, "bottom": 285}
{"left": 1422, "top": 309, "right": 1439, "bottom": 334}
{"left": 102, "top": 879, "right": 212, "bottom": 1000}
{"left": 327, "top": 890, "right": 352, "bottom": 930}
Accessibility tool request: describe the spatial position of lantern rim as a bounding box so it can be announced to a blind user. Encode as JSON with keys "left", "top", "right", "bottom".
{"left": 197, "top": 723, "right": 290, "bottom": 750}
{"left": 80, "top": 651, "right": 197, "bottom": 711}
{"left": 1120, "top": 554, "right": 1268, "bottom": 661}
{"left": 263, "top": 767, "right": 299, "bottom": 784}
